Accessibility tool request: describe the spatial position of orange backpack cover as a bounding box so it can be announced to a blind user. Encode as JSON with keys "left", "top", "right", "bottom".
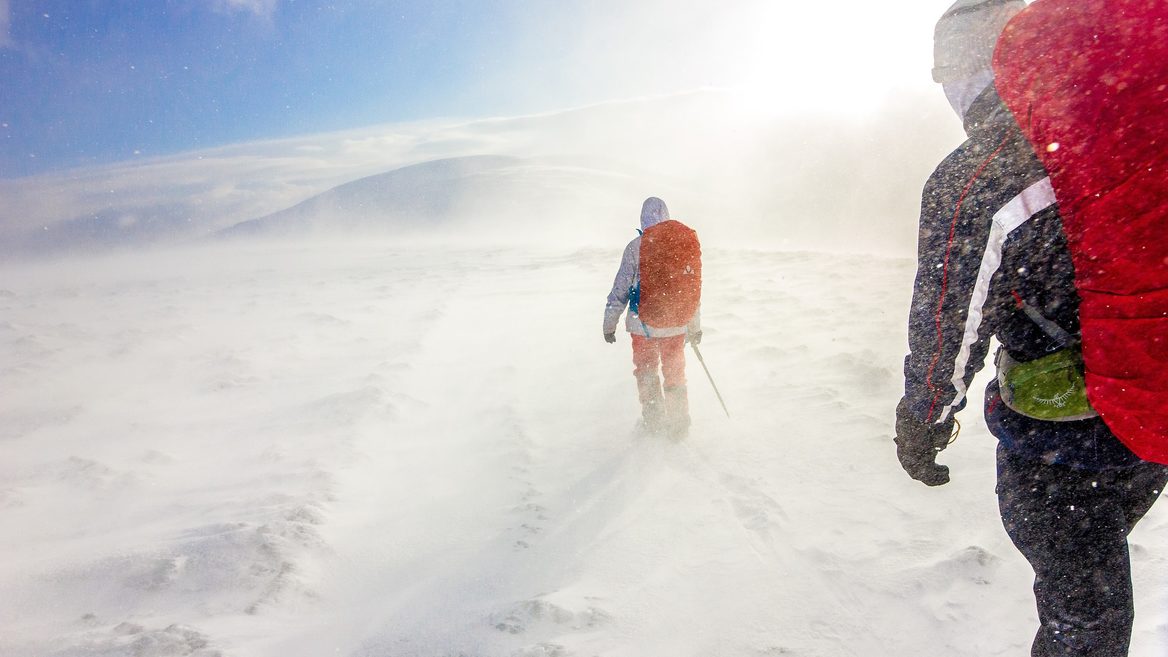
{"left": 637, "top": 220, "right": 702, "bottom": 328}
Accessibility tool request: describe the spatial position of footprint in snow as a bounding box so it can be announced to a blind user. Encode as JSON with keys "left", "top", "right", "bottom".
{"left": 53, "top": 621, "right": 223, "bottom": 657}
{"left": 490, "top": 597, "right": 613, "bottom": 636}
{"left": 511, "top": 643, "right": 569, "bottom": 657}
{"left": 911, "top": 545, "right": 1002, "bottom": 589}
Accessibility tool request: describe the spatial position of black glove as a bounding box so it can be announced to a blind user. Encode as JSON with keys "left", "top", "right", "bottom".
{"left": 687, "top": 330, "right": 702, "bottom": 345}
{"left": 604, "top": 332, "right": 616, "bottom": 344}
{"left": 894, "top": 398, "right": 953, "bottom": 487}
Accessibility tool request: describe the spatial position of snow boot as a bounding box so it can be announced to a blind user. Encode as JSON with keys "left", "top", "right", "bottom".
{"left": 663, "top": 384, "right": 691, "bottom": 440}
{"left": 637, "top": 374, "right": 666, "bottom": 435}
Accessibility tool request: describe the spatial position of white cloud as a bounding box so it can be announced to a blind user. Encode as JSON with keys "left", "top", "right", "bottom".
{"left": 210, "top": 0, "right": 279, "bottom": 19}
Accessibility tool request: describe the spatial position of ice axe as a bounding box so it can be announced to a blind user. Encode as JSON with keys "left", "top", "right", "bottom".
{"left": 690, "top": 342, "right": 730, "bottom": 418}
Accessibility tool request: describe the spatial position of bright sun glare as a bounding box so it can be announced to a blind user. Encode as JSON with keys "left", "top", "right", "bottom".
{"left": 716, "top": 1, "right": 939, "bottom": 117}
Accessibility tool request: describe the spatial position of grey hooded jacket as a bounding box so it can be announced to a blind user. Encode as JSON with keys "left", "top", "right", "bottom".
{"left": 603, "top": 197, "right": 701, "bottom": 338}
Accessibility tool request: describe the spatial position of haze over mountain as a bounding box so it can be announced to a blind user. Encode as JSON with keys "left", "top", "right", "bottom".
{"left": 215, "top": 155, "right": 649, "bottom": 245}
{"left": 0, "top": 90, "right": 960, "bottom": 257}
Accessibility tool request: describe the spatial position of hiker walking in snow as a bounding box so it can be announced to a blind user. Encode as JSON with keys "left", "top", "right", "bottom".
{"left": 895, "top": 1, "right": 1168, "bottom": 655}
{"left": 603, "top": 197, "right": 702, "bottom": 439}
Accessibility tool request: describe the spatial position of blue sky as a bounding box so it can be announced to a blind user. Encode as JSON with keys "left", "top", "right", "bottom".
{"left": 0, "top": 1, "right": 538, "bottom": 175}
{"left": 0, "top": 0, "right": 938, "bottom": 178}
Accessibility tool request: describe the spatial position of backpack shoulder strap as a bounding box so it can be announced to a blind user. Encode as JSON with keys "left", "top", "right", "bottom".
{"left": 1015, "top": 296, "right": 1079, "bottom": 349}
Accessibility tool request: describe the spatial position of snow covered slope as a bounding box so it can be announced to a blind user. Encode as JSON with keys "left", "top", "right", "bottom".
{"left": 1, "top": 241, "right": 1165, "bottom": 656}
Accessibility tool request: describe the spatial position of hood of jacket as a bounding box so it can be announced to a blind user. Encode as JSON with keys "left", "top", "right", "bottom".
{"left": 640, "top": 197, "right": 670, "bottom": 232}
{"left": 963, "top": 84, "right": 1014, "bottom": 136}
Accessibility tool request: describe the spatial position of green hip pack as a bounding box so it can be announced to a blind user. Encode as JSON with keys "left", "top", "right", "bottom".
{"left": 996, "top": 348, "right": 1099, "bottom": 422}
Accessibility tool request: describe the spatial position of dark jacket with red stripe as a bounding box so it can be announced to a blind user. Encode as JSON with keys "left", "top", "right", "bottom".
{"left": 900, "top": 86, "right": 1141, "bottom": 470}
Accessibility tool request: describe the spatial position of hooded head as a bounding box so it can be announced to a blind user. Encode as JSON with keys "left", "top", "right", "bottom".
{"left": 640, "top": 197, "right": 670, "bottom": 232}
{"left": 932, "top": 0, "right": 1025, "bottom": 120}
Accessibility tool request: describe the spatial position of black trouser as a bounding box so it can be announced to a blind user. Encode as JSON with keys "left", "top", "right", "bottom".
{"left": 996, "top": 445, "right": 1168, "bottom": 657}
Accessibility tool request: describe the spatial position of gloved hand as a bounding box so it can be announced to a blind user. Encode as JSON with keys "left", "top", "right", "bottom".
{"left": 894, "top": 398, "right": 953, "bottom": 486}
{"left": 604, "top": 332, "right": 616, "bottom": 344}
{"left": 687, "top": 330, "right": 702, "bottom": 345}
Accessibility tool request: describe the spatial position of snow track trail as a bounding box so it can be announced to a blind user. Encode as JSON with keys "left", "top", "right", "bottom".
{"left": 0, "top": 243, "right": 1164, "bottom": 657}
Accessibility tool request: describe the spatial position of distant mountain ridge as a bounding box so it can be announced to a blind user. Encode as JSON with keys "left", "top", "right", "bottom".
{"left": 1, "top": 89, "right": 961, "bottom": 257}
{"left": 218, "top": 155, "right": 520, "bottom": 237}
{"left": 216, "top": 154, "right": 649, "bottom": 242}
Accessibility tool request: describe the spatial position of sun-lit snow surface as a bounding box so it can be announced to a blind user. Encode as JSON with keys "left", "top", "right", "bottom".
{"left": 2, "top": 241, "right": 1166, "bottom": 657}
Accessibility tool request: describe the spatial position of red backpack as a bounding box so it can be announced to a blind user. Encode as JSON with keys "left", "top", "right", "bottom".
{"left": 993, "top": 0, "right": 1168, "bottom": 463}
{"left": 637, "top": 220, "right": 702, "bottom": 328}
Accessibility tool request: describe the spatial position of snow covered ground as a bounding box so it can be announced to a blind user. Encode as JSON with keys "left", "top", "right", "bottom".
{"left": 2, "top": 240, "right": 1166, "bottom": 657}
